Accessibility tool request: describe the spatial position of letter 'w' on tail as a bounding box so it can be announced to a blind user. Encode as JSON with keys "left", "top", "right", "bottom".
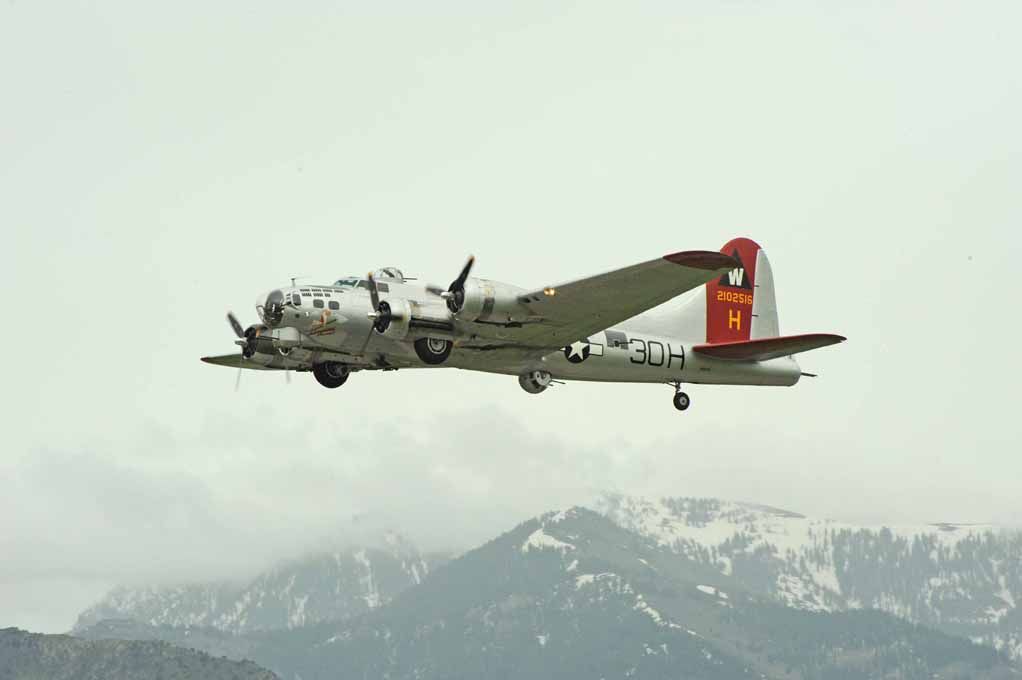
{"left": 704, "top": 237, "right": 779, "bottom": 344}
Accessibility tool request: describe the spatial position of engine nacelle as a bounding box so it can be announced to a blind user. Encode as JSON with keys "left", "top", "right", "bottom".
{"left": 455, "top": 278, "right": 531, "bottom": 324}
{"left": 377, "top": 298, "right": 412, "bottom": 340}
{"left": 519, "top": 370, "right": 553, "bottom": 394}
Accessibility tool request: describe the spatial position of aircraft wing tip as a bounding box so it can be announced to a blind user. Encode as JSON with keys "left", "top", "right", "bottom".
{"left": 663, "top": 250, "right": 740, "bottom": 271}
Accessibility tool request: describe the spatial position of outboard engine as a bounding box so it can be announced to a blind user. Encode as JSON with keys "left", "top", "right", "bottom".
{"left": 242, "top": 324, "right": 274, "bottom": 359}
{"left": 451, "top": 279, "right": 531, "bottom": 324}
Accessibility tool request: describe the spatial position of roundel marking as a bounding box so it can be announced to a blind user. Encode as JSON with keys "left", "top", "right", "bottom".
{"left": 564, "top": 339, "right": 592, "bottom": 363}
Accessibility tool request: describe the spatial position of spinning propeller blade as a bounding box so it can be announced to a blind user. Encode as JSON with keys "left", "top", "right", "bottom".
{"left": 425, "top": 284, "right": 447, "bottom": 297}
{"left": 227, "top": 311, "right": 249, "bottom": 391}
{"left": 445, "top": 255, "right": 475, "bottom": 313}
{"left": 367, "top": 272, "right": 381, "bottom": 312}
{"left": 359, "top": 272, "right": 381, "bottom": 355}
{"left": 450, "top": 255, "right": 475, "bottom": 292}
{"left": 227, "top": 312, "right": 245, "bottom": 338}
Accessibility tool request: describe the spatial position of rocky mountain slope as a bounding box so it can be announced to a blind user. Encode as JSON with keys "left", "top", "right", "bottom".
{"left": 75, "top": 532, "right": 443, "bottom": 634}
{"left": 0, "top": 627, "right": 277, "bottom": 680}
{"left": 596, "top": 494, "right": 1022, "bottom": 658}
{"left": 79, "top": 508, "right": 1016, "bottom": 680}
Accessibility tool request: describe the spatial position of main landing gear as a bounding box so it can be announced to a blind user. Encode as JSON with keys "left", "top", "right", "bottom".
{"left": 519, "top": 370, "right": 553, "bottom": 394}
{"left": 313, "top": 361, "right": 349, "bottom": 388}
{"left": 414, "top": 337, "right": 452, "bottom": 365}
{"left": 671, "top": 382, "right": 691, "bottom": 411}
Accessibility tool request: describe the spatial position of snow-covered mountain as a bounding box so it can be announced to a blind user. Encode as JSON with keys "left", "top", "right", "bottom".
{"left": 74, "top": 507, "right": 1021, "bottom": 674}
{"left": 73, "top": 495, "right": 1022, "bottom": 670}
{"left": 596, "top": 494, "right": 1022, "bottom": 658}
{"left": 74, "top": 532, "right": 445, "bottom": 634}
{"left": 80, "top": 507, "right": 1014, "bottom": 679}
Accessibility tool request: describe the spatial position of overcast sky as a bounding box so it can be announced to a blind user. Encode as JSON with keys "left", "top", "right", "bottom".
{"left": 2, "top": 1, "right": 1020, "bottom": 633}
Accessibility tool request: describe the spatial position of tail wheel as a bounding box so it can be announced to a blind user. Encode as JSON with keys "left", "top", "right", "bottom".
{"left": 414, "top": 337, "right": 452, "bottom": 365}
{"left": 673, "top": 392, "right": 690, "bottom": 411}
{"left": 313, "top": 362, "right": 349, "bottom": 388}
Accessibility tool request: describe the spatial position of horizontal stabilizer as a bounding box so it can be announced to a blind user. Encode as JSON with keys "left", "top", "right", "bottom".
{"left": 693, "top": 333, "right": 846, "bottom": 362}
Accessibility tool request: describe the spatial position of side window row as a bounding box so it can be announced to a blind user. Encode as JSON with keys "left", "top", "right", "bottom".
{"left": 312, "top": 299, "right": 340, "bottom": 310}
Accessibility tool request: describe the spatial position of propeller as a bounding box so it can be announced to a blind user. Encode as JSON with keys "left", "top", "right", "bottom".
{"left": 227, "top": 312, "right": 245, "bottom": 339}
{"left": 425, "top": 255, "right": 475, "bottom": 311}
{"left": 227, "top": 312, "right": 247, "bottom": 391}
{"left": 226, "top": 311, "right": 290, "bottom": 388}
{"left": 358, "top": 273, "right": 384, "bottom": 354}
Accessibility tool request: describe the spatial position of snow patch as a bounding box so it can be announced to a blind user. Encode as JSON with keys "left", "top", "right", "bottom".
{"left": 575, "top": 572, "right": 615, "bottom": 589}
{"left": 634, "top": 593, "right": 666, "bottom": 626}
{"left": 521, "top": 528, "right": 575, "bottom": 554}
{"left": 697, "top": 585, "right": 727, "bottom": 599}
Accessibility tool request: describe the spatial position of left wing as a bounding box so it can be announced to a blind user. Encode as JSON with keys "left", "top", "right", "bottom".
{"left": 488, "top": 251, "right": 738, "bottom": 350}
{"left": 200, "top": 354, "right": 280, "bottom": 370}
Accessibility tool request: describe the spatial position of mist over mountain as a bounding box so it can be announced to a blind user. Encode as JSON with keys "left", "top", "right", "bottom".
{"left": 74, "top": 532, "right": 445, "bottom": 635}
{"left": 69, "top": 496, "right": 1021, "bottom": 679}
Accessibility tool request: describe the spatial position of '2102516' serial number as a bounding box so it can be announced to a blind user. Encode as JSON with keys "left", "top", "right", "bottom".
{"left": 716, "top": 290, "right": 752, "bottom": 305}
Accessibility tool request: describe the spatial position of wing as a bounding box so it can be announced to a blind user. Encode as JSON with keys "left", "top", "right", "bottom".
{"left": 200, "top": 354, "right": 280, "bottom": 370}
{"left": 495, "top": 251, "right": 738, "bottom": 349}
{"left": 692, "top": 333, "right": 846, "bottom": 362}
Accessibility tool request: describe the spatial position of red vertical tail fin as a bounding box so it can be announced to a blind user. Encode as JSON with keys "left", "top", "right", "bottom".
{"left": 705, "top": 237, "right": 763, "bottom": 344}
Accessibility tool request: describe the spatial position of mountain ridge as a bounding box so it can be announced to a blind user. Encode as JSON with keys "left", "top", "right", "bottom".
{"left": 0, "top": 627, "right": 278, "bottom": 680}
{"left": 76, "top": 506, "right": 1017, "bottom": 680}
{"left": 74, "top": 495, "right": 1022, "bottom": 671}
{"left": 74, "top": 531, "right": 446, "bottom": 635}
{"left": 596, "top": 494, "right": 1022, "bottom": 658}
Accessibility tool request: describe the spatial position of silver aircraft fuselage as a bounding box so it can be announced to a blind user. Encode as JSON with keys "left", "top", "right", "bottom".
{"left": 247, "top": 278, "right": 800, "bottom": 388}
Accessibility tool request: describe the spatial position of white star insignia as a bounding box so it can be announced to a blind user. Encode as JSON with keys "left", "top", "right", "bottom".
{"left": 567, "top": 341, "right": 588, "bottom": 360}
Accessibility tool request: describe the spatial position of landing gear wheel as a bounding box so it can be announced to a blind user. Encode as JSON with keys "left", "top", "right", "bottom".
{"left": 673, "top": 391, "right": 690, "bottom": 411}
{"left": 414, "top": 337, "right": 452, "bottom": 365}
{"left": 518, "top": 370, "right": 553, "bottom": 394}
{"left": 313, "top": 362, "right": 349, "bottom": 389}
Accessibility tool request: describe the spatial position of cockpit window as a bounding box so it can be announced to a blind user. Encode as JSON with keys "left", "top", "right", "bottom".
{"left": 334, "top": 278, "right": 358, "bottom": 288}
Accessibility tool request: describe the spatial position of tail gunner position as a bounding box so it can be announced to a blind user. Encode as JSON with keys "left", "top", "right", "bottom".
{"left": 203, "top": 238, "right": 845, "bottom": 411}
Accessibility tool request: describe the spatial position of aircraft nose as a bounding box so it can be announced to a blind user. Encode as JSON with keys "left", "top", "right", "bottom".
{"left": 257, "top": 289, "right": 285, "bottom": 326}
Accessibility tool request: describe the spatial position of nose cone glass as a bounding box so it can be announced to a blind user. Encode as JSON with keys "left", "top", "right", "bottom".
{"left": 260, "top": 289, "right": 285, "bottom": 326}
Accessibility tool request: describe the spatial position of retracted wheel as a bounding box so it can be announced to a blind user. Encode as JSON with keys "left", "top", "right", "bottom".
{"left": 313, "top": 362, "right": 349, "bottom": 389}
{"left": 673, "top": 391, "right": 690, "bottom": 411}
